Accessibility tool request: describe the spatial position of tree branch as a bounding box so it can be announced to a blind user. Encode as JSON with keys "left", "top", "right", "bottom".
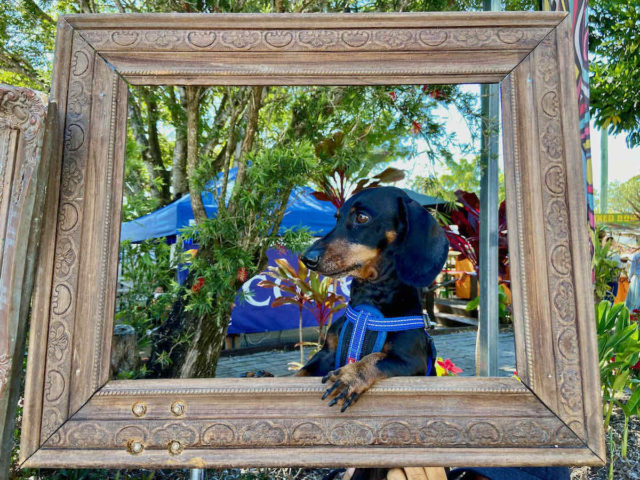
{"left": 167, "top": 86, "right": 188, "bottom": 198}
{"left": 218, "top": 104, "right": 242, "bottom": 212}
{"left": 230, "top": 86, "right": 264, "bottom": 210}
{"left": 201, "top": 92, "right": 230, "bottom": 158}
{"left": 23, "top": 0, "right": 56, "bottom": 25}
{"left": 127, "top": 97, "right": 164, "bottom": 202}
{"left": 186, "top": 86, "right": 207, "bottom": 223}
{"left": 0, "top": 49, "right": 47, "bottom": 90}
{"left": 141, "top": 88, "right": 171, "bottom": 203}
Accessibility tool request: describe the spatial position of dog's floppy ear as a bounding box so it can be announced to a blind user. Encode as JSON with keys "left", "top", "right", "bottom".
{"left": 394, "top": 196, "right": 449, "bottom": 287}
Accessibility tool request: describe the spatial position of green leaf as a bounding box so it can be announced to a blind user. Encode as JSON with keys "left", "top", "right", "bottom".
{"left": 612, "top": 370, "right": 630, "bottom": 392}
{"left": 466, "top": 296, "right": 479, "bottom": 311}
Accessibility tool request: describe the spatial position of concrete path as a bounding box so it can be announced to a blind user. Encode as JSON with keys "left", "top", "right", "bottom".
{"left": 216, "top": 329, "right": 516, "bottom": 378}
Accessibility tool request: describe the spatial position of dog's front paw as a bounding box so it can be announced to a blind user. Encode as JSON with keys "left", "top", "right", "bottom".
{"left": 321, "top": 363, "right": 375, "bottom": 412}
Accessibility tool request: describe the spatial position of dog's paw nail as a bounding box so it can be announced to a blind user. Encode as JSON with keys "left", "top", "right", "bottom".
{"left": 328, "top": 398, "right": 338, "bottom": 407}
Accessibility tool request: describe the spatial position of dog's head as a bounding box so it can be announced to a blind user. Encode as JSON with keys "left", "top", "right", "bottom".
{"left": 301, "top": 186, "right": 449, "bottom": 287}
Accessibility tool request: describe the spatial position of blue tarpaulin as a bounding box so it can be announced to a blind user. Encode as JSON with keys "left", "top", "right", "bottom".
{"left": 121, "top": 168, "right": 444, "bottom": 242}
{"left": 121, "top": 168, "right": 337, "bottom": 242}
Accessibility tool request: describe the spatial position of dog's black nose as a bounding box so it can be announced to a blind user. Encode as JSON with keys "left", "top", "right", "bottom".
{"left": 301, "top": 247, "right": 322, "bottom": 268}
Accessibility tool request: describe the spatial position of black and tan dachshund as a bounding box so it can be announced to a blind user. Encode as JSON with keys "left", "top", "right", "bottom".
{"left": 297, "top": 186, "right": 449, "bottom": 411}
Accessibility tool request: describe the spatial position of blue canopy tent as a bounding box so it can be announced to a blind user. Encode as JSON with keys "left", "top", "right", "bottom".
{"left": 120, "top": 171, "right": 444, "bottom": 334}
{"left": 121, "top": 169, "right": 338, "bottom": 242}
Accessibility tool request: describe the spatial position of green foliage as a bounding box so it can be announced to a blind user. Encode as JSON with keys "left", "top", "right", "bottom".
{"left": 465, "top": 284, "right": 511, "bottom": 323}
{"left": 590, "top": 1, "right": 640, "bottom": 147}
{"left": 259, "top": 256, "right": 346, "bottom": 367}
{"left": 594, "top": 226, "right": 623, "bottom": 302}
{"left": 415, "top": 156, "right": 506, "bottom": 203}
{"left": 596, "top": 301, "right": 640, "bottom": 473}
{"left": 0, "top": 0, "right": 61, "bottom": 89}
{"left": 595, "top": 175, "right": 640, "bottom": 215}
{"left": 179, "top": 143, "right": 316, "bottom": 374}
{"left": 116, "top": 239, "right": 176, "bottom": 376}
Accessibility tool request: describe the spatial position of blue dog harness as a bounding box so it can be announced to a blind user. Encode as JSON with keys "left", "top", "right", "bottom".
{"left": 335, "top": 304, "right": 436, "bottom": 376}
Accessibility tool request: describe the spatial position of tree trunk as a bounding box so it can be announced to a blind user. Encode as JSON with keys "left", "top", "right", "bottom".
{"left": 185, "top": 85, "right": 207, "bottom": 223}
{"left": 127, "top": 99, "right": 164, "bottom": 203}
{"left": 179, "top": 310, "right": 231, "bottom": 378}
{"left": 168, "top": 86, "right": 188, "bottom": 199}
{"left": 172, "top": 126, "right": 187, "bottom": 198}
{"left": 143, "top": 91, "right": 171, "bottom": 203}
{"left": 230, "top": 86, "right": 263, "bottom": 210}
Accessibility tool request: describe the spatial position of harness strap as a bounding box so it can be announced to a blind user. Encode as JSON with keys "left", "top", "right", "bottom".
{"left": 335, "top": 304, "right": 436, "bottom": 375}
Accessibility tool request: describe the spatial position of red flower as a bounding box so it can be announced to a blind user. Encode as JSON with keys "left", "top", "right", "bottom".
{"left": 437, "top": 358, "right": 462, "bottom": 375}
{"left": 237, "top": 267, "right": 248, "bottom": 282}
{"left": 632, "top": 359, "right": 640, "bottom": 370}
{"left": 429, "top": 89, "right": 443, "bottom": 100}
{"left": 410, "top": 121, "right": 422, "bottom": 135}
{"left": 275, "top": 243, "right": 287, "bottom": 255}
{"left": 389, "top": 91, "right": 397, "bottom": 102}
{"left": 191, "top": 277, "right": 205, "bottom": 293}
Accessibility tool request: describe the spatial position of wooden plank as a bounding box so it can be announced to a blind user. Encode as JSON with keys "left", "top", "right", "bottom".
{"left": 20, "top": 17, "right": 73, "bottom": 462}
{"left": 66, "top": 11, "right": 567, "bottom": 30}
{"left": 555, "top": 15, "right": 605, "bottom": 461}
{"left": 0, "top": 85, "right": 49, "bottom": 480}
{"left": 102, "top": 49, "right": 525, "bottom": 86}
{"left": 37, "top": 29, "right": 97, "bottom": 444}
{"left": 500, "top": 73, "right": 529, "bottom": 386}
{"left": 68, "top": 52, "right": 128, "bottom": 415}
{"left": 24, "top": 446, "right": 603, "bottom": 469}
{"left": 509, "top": 54, "right": 559, "bottom": 412}
{"left": 39, "top": 376, "right": 581, "bottom": 454}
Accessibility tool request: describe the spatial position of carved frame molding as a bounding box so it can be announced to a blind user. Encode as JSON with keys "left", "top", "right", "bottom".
{"left": 19, "top": 12, "right": 604, "bottom": 469}
{"left": 0, "top": 85, "right": 51, "bottom": 472}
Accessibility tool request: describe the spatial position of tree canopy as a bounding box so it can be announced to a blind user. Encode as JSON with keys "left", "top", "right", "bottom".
{"left": 0, "top": 0, "right": 533, "bottom": 378}
{"left": 590, "top": 1, "right": 640, "bottom": 147}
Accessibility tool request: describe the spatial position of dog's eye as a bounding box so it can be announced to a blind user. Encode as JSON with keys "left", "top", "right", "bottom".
{"left": 355, "top": 213, "right": 370, "bottom": 224}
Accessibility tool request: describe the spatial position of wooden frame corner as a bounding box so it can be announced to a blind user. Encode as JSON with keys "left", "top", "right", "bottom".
{"left": 19, "top": 12, "right": 605, "bottom": 469}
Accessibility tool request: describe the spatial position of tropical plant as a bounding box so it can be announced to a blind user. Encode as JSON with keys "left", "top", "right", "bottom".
{"left": 465, "top": 284, "right": 512, "bottom": 323}
{"left": 439, "top": 190, "right": 509, "bottom": 276}
{"left": 115, "top": 239, "right": 177, "bottom": 377}
{"left": 595, "top": 176, "right": 640, "bottom": 216}
{"left": 416, "top": 155, "right": 506, "bottom": 203}
{"left": 435, "top": 357, "right": 463, "bottom": 376}
{"left": 258, "top": 257, "right": 346, "bottom": 367}
{"left": 593, "top": 226, "right": 622, "bottom": 303}
{"left": 596, "top": 301, "right": 640, "bottom": 477}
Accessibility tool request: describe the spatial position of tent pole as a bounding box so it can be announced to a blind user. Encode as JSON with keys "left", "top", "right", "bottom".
{"left": 477, "top": 0, "right": 501, "bottom": 377}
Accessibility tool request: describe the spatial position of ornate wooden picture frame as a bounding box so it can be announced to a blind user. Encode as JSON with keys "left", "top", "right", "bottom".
{"left": 19, "top": 12, "right": 605, "bottom": 469}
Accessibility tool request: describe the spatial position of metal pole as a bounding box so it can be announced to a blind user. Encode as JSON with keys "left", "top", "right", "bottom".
{"left": 190, "top": 468, "right": 205, "bottom": 480}
{"left": 600, "top": 128, "right": 608, "bottom": 213}
{"left": 477, "top": 0, "right": 501, "bottom": 377}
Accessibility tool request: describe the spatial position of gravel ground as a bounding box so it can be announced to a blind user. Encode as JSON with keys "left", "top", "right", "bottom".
{"left": 571, "top": 403, "right": 640, "bottom": 480}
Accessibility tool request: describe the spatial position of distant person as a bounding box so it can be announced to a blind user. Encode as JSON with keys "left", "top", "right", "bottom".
{"left": 615, "top": 263, "right": 629, "bottom": 304}
{"left": 604, "top": 235, "right": 621, "bottom": 302}
{"left": 626, "top": 250, "right": 640, "bottom": 313}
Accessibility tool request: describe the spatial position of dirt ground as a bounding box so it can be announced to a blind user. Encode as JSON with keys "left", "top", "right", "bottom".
{"left": 571, "top": 404, "right": 639, "bottom": 480}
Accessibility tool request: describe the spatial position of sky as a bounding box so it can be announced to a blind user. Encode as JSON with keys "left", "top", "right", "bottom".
{"left": 395, "top": 86, "right": 639, "bottom": 192}
{"left": 589, "top": 123, "right": 640, "bottom": 188}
